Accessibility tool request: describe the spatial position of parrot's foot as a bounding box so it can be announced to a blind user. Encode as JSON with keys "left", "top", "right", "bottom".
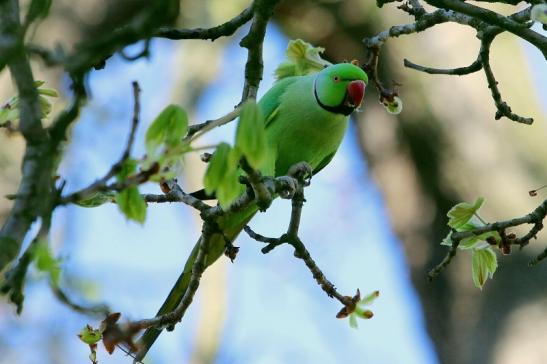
{"left": 275, "top": 176, "right": 299, "bottom": 199}
{"left": 287, "top": 162, "right": 313, "bottom": 186}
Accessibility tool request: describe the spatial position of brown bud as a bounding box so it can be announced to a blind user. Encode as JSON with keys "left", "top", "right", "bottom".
{"left": 160, "top": 181, "right": 171, "bottom": 194}
{"left": 200, "top": 152, "right": 212, "bottom": 163}
{"left": 224, "top": 245, "right": 240, "bottom": 263}
{"left": 486, "top": 236, "right": 497, "bottom": 245}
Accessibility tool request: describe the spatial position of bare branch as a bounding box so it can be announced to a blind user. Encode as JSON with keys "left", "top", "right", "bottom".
{"left": 240, "top": 0, "right": 281, "bottom": 101}
{"left": 403, "top": 57, "right": 482, "bottom": 75}
{"left": 186, "top": 106, "right": 241, "bottom": 141}
{"left": 478, "top": 30, "right": 534, "bottom": 124}
{"left": 155, "top": 5, "right": 253, "bottom": 41}
{"left": 426, "top": 0, "right": 546, "bottom": 57}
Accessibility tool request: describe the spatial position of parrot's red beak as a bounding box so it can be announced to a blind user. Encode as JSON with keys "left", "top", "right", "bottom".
{"left": 346, "top": 80, "right": 366, "bottom": 108}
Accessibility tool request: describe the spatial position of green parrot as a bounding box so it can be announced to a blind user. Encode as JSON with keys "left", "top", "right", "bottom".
{"left": 134, "top": 62, "right": 368, "bottom": 361}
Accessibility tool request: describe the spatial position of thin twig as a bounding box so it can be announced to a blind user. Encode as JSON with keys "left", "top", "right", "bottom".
{"left": 403, "top": 58, "right": 482, "bottom": 75}
{"left": 155, "top": 5, "right": 253, "bottom": 41}
{"left": 428, "top": 199, "right": 547, "bottom": 278}
{"left": 59, "top": 82, "right": 142, "bottom": 205}
{"left": 239, "top": 0, "right": 281, "bottom": 101}
{"left": 186, "top": 106, "right": 242, "bottom": 141}
{"left": 478, "top": 29, "right": 534, "bottom": 124}
{"left": 425, "top": 0, "right": 546, "bottom": 57}
{"left": 51, "top": 284, "right": 110, "bottom": 316}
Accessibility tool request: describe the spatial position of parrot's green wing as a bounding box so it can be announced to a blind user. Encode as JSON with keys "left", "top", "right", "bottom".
{"left": 260, "top": 76, "right": 298, "bottom": 128}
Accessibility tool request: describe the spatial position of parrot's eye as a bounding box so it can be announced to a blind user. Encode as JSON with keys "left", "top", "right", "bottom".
{"left": 333, "top": 76, "right": 340, "bottom": 83}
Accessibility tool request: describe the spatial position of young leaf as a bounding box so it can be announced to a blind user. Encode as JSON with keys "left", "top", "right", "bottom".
{"left": 359, "top": 290, "right": 380, "bottom": 306}
{"left": 38, "top": 88, "right": 59, "bottom": 97}
{"left": 203, "top": 143, "right": 232, "bottom": 194}
{"left": 39, "top": 95, "right": 52, "bottom": 117}
{"left": 471, "top": 248, "right": 498, "bottom": 289}
{"left": 459, "top": 231, "right": 499, "bottom": 250}
{"left": 217, "top": 171, "right": 242, "bottom": 209}
{"left": 32, "top": 240, "right": 61, "bottom": 286}
{"left": 75, "top": 191, "right": 116, "bottom": 208}
{"left": 145, "top": 104, "right": 188, "bottom": 155}
{"left": 235, "top": 100, "right": 267, "bottom": 170}
{"left": 78, "top": 325, "right": 103, "bottom": 345}
{"left": 349, "top": 314, "right": 358, "bottom": 329}
{"left": 116, "top": 159, "right": 138, "bottom": 182}
{"left": 447, "top": 197, "right": 484, "bottom": 229}
{"left": 116, "top": 186, "right": 147, "bottom": 224}
{"left": 275, "top": 39, "right": 332, "bottom": 79}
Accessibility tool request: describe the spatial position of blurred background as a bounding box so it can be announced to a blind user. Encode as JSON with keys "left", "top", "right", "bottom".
{"left": 1, "top": 0, "right": 546, "bottom": 363}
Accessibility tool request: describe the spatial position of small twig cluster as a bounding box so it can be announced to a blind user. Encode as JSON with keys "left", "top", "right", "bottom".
{"left": 363, "top": 0, "right": 545, "bottom": 124}
{"left": 428, "top": 198, "right": 547, "bottom": 279}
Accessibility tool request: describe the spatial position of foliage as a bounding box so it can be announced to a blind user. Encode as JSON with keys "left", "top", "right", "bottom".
{"left": 441, "top": 198, "right": 499, "bottom": 289}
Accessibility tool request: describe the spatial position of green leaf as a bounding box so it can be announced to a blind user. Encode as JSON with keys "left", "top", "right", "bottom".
{"left": 275, "top": 39, "right": 332, "bottom": 79}
{"left": 39, "top": 95, "right": 52, "bottom": 117}
{"left": 447, "top": 197, "right": 484, "bottom": 229}
{"left": 145, "top": 104, "right": 188, "bottom": 155}
{"left": 203, "top": 144, "right": 243, "bottom": 208}
{"left": 0, "top": 96, "right": 20, "bottom": 127}
{"left": 460, "top": 231, "right": 499, "bottom": 250}
{"left": 116, "top": 159, "right": 138, "bottom": 182}
{"left": 440, "top": 221, "right": 501, "bottom": 250}
{"left": 74, "top": 191, "right": 116, "bottom": 208}
{"left": 359, "top": 290, "right": 380, "bottom": 306}
{"left": 38, "top": 88, "right": 59, "bottom": 97}
{"left": 116, "top": 186, "right": 147, "bottom": 224}
{"left": 235, "top": 100, "right": 267, "bottom": 170}
{"left": 203, "top": 143, "right": 232, "bottom": 194}
{"left": 471, "top": 248, "right": 497, "bottom": 289}
{"left": 32, "top": 240, "right": 61, "bottom": 286}
{"left": 78, "top": 325, "right": 102, "bottom": 345}
{"left": 349, "top": 314, "right": 358, "bottom": 329}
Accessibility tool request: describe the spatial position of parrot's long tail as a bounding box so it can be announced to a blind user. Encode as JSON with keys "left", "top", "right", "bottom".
{"left": 134, "top": 205, "right": 258, "bottom": 362}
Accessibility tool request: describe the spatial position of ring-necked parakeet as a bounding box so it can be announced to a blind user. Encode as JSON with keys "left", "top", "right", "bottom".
{"left": 135, "top": 62, "right": 368, "bottom": 361}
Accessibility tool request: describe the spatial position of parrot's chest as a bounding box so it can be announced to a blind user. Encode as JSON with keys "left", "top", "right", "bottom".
{"left": 267, "top": 103, "right": 348, "bottom": 176}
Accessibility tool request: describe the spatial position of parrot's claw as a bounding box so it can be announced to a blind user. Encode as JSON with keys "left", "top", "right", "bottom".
{"left": 287, "top": 162, "right": 313, "bottom": 186}
{"left": 275, "top": 176, "right": 299, "bottom": 199}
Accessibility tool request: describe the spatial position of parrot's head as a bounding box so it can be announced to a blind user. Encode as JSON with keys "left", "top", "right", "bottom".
{"left": 314, "top": 63, "right": 368, "bottom": 116}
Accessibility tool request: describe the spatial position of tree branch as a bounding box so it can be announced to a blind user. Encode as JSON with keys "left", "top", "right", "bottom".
{"left": 364, "top": 1, "right": 538, "bottom": 124}
{"left": 154, "top": 5, "right": 253, "bottom": 40}
{"left": 0, "top": 0, "right": 55, "bottom": 272}
{"left": 239, "top": 0, "right": 281, "bottom": 101}
{"left": 425, "top": 0, "right": 547, "bottom": 57}
{"left": 428, "top": 199, "right": 547, "bottom": 279}
{"left": 403, "top": 57, "right": 482, "bottom": 75}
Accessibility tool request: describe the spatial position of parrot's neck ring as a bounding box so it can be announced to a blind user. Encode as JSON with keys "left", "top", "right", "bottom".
{"left": 313, "top": 79, "right": 355, "bottom": 116}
